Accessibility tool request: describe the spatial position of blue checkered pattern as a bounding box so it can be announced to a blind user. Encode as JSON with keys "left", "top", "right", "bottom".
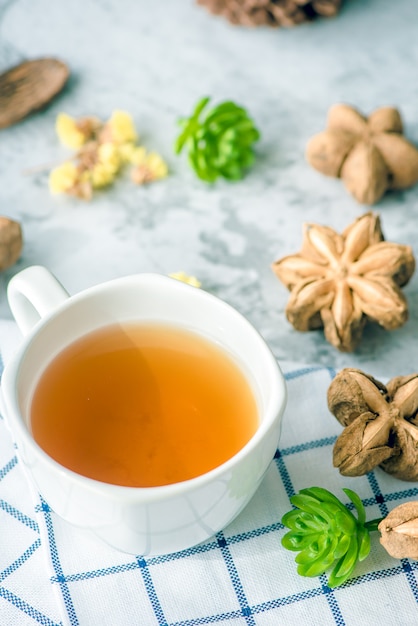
{"left": 1, "top": 336, "right": 418, "bottom": 624}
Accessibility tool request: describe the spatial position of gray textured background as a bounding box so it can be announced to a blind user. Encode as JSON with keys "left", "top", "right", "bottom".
{"left": 0, "top": 0, "right": 417, "bottom": 376}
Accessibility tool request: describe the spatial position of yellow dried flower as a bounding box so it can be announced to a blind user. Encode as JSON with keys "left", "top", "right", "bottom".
{"left": 91, "top": 142, "right": 122, "bottom": 188}
{"left": 147, "top": 152, "right": 168, "bottom": 179}
{"left": 98, "top": 142, "right": 121, "bottom": 173}
{"left": 131, "top": 149, "right": 168, "bottom": 184}
{"left": 169, "top": 272, "right": 201, "bottom": 288}
{"left": 49, "top": 161, "right": 78, "bottom": 194}
{"left": 127, "top": 145, "right": 147, "bottom": 165}
{"left": 70, "top": 179, "right": 93, "bottom": 201}
{"left": 55, "top": 113, "right": 86, "bottom": 149}
{"left": 90, "top": 163, "right": 115, "bottom": 188}
{"left": 118, "top": 142, "right": 137, "bottom": 163}
{"left": 108, "top": 110, "right": 137, "bottom": 144}
{"left": 133, "top": 149, "right": 167, "bottom": 178}
{"left": 50, "top": 110, "right": 164, "bottom": 200}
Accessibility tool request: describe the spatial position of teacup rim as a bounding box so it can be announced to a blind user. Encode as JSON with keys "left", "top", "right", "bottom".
{"left": 2, "top": 270, "right": 287, "bottom": 499}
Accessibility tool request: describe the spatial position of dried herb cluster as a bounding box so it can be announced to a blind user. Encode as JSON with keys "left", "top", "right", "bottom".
{"left": 49, "top": 111, "right": 167, "bottom": 200}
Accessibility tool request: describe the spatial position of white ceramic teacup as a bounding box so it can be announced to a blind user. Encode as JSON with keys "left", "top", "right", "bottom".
{"left": 2, "top": 265, "right": 287, "bottom": 556}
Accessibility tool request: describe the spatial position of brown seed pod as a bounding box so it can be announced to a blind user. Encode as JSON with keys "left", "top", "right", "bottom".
{"left": 0, "top": 217, "right": 23, "bottom": 270}
{"left": 0, "top": 58, "right": 69, "bottom": 129}
{"left": 379, "top": 502, "right": 418, "bottom": 559}
{"left": 272, "top": 212, "right": 415, "bottom": 352}
{"left": 306, "top": 104, "right": 418, "bottom": 204}
{"left": 328, "top": 368, "right": 418, "bottom": 481}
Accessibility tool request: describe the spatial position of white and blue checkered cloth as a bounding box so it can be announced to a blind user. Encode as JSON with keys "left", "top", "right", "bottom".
{"left": 1, "top": 319, "right": 417, "bottom": 625}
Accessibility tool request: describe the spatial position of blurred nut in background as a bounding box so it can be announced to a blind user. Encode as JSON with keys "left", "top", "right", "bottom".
{"left": 0, "top": 217, "right": 23, "bottom": 270}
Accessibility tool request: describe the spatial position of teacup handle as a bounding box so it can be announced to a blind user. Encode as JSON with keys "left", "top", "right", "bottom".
{"left": 7, "top": 265, "right": 69, "bottom": 335}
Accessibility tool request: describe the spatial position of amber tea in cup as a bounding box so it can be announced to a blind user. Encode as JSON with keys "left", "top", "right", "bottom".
{"left": 30, "top": 322, "right": 259, "bottom": 488}
{"left": 5, "top": 267, "right": 286, "bottom": 555}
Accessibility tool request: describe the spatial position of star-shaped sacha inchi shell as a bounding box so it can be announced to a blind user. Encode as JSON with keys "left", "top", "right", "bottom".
{"left": 328, "top": 368, "right": 418, "bottom": 481}
{"left": 306, "top": 104, "right": 418, "bottom": 205}
{"left": 272, "top": 212, "right": 415, "bottom": 352}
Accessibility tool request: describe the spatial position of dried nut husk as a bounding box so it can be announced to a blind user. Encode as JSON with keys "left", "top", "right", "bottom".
{"left": 0, "top": 217, "right": 23, "bottom": 269}
{"left": 0, "top": 58, "right": 69, "bottom": 129}
{"left": 272, "top": 212, "right": 415, "bottom": 352}
{"left": 379, "top": 502, "right": 418, "bottom": 559}
{"left": 196, "top": 0, "right": 343, "bottom": 28}
{"left": 305, "top": 129, "right": 355, "bottom": 177}
{"left": 371, "top": 133, "right": 418, "bottom": 189}
{"left": 328, "top": 368, "right": 418, "bottom": 480}
{"left": 306, "top": 104, "right": 418, "bottom": 204}
{"left": 333, "top": 412, "right": 396, "bottom": 476}
{"left": 368, "top": 107, "right": 403, "bottom": 134}
{"left": 340, "top": 141, "right": 389, "bottom": 205}
{"left": 327, "top": 103, "right": 367, "bottom": 135}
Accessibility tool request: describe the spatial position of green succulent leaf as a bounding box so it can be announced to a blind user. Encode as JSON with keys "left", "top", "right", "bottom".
{"left": 335, "top": 535, "right": 359, "bottom": 578}
{"left": 344, "top": 488, "right": 367, "bottom": 526}
{"left": 357, "top": 527, "right": 371, "bottom": 562}
{"left": 290, "top": 493, "right": 337, "bottom": 523}
{"left": 334, "top": 510, "right": 357, "bottom": 535}
{"left": 174, "top": 96, "right": 260, "bottom": 182}
{"left": 333, "top": 533, "right": 351, "bottom": 560}
{"left": 302, "top": 487, "right": 347, "bottom": 510}
{"left": 297, "top": 535, "right": 339, "bottom": 578}
{"left": 298, "top": 552, "right": 334, "bottom": 578}
{"left": 281, "top": 487, "right": 381, "bottom": 589}
{"left": 282, "top": 532, "right": 319, "bottom": 551}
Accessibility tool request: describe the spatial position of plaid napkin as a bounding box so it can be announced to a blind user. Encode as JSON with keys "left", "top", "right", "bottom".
{"left": 1, "top": 319, "right": 417, "bottom": 626}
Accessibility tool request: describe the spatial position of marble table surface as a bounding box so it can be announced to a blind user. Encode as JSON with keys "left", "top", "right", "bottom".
{"left": 1, "top": 0, "right": 418, "bottom": 377}
{"left": 1, "top": 2, "right": 418, "bottom": 625}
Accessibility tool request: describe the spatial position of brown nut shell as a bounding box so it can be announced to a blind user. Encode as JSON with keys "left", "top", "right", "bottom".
{"left": 0, "top": 58, "right": 69, "bottom": 129}
{"left": 0, "top": 217, "right": 23, "bottom": 270}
